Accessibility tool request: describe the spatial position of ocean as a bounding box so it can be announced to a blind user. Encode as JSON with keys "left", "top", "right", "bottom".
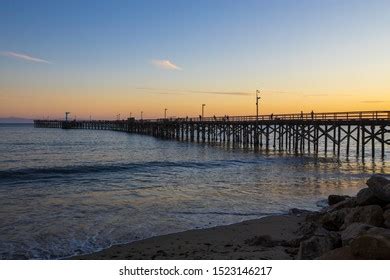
{"left": 0, "top": 123, "right": 388, "bottom": 259}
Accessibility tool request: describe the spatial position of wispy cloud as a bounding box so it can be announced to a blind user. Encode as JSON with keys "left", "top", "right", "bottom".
{"left": 138, "top": 87, "right": 359, "bottom": 97}
{"left": 136, "top": 87, "right": 251, "bottom": 96}
{"left": 151, "top": 59, "right": 182, "bottom": 70}
{"left": 0, "top": 51, "right": 51, "bottom": 64}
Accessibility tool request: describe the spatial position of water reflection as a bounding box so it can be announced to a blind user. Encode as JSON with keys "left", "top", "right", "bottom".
{"left": 0, "top": 124, "right": 388, "bottom": 259}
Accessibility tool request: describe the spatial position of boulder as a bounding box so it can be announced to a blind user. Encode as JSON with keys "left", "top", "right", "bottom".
{"left": 366, "top": 226, "right": 390, "bottom": 238}
{"left": 317, "top": 246, "right": 354, "bottom": 260}
{"left": 341, "top": 223, "right": 374, "bottom": 246}
{"left": 342, "top": 205, "right": 383, "bottom": 229}
{"left": 350, "top": 234, "right": 390, "bottom": 259}
{"left": 367, "top": 175, "right": 390, "bottom": 202}
{"left": 298, "top": 232, "right": 341, "bottom": 260}
{"left": 320, "top": 208, "right": 350, "bottom": 231}
{"left": 326, "top": 198, "right": 357, "bottom": 212}
{"left": 321, "top": 229, "right": 390, "bottom": 260}
{"left": 328, "top": 195, "right": 350, "bottom": 206}
{"left": 367, "top": 174, "right": 390, "bottom": 186}
{"left": 382, "top": 209, "right": 390, "bottom": 228}
{"left": 384, "top": 203, "right": 390, "bottom": 211}
{"left": 356, "top": 188, "right": 383, "bottom": 206}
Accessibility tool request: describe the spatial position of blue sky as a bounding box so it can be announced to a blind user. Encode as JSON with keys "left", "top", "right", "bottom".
{"left": 1, "top": 0, "right": 390, "bottom": 118}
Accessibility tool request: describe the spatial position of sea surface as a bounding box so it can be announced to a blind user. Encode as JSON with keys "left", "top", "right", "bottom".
{"left": 0, "top": 123, "right": 389, "bottom": 259}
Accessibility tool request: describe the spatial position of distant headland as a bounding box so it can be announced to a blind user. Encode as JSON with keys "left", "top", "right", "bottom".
{"left": 0, "top": 117, "right": 33, "bottom": 124}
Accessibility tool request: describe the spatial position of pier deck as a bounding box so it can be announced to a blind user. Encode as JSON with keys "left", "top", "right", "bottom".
{"left": 34, "top": 111, "right": 390, "bottom": 159}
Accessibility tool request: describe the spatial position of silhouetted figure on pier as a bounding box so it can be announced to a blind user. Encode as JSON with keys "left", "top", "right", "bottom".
{"left": 270, "top": 113, "right": 274, "bottom": 120}
{"left": 311, "top": 110, "right": 314, "bottom": 120}
{"left": 301, "top": 111, "right": 304, "bottom": 119}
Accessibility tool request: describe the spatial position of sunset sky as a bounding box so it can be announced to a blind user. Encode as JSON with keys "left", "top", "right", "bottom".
{"left": 1, "top": 0, "right": 390, "bottom": 120}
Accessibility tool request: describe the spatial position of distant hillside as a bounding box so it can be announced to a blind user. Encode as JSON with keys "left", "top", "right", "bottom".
{"left": 0, "top": 117, "right": 33, "bottom": 123}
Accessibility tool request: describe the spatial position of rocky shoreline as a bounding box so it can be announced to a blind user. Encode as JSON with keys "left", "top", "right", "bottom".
{"left": 71, "top": 175, "right": 390, "bottom": 260}
{"left": 299, "top": 174, "right": 390, "bottom": 259}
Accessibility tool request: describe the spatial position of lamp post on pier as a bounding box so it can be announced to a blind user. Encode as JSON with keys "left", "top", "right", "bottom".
{"left": 256, "top": 90, "right": 261, "bottom": 121}
{"left": 65, "top": 112, "right": 70, "bottom": 122}
{"left": 202, "top": 104, "right": 206, "bottom": 119}
{"left": 141, "top": 111, "right": 143, "bottom": 120}
{"left": 255, "top": 90, "right": 261, "bottom": 147}
{"left": 164, "top": 108, "right": 168, "bottom": 119}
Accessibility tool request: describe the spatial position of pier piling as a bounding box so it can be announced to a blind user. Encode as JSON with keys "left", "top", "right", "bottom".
{"left": 34, "top": 111, "right": 390, "bottom": 160}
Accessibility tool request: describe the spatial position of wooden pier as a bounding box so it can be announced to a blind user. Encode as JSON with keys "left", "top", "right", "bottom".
{"left": 34, "top": 111, "right": 390, "bottom": 159}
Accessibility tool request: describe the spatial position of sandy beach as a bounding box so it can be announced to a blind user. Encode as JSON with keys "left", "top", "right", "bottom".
{"left": 71, "top": 175, "right": 390, "bottom": 260}
{"left": 71, "top": 214, "right": 305, "bottom": 260}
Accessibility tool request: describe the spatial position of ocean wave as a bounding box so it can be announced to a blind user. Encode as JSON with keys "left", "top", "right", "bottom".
{"left": 0, "top": 159, "right": 253, "bottom": 181}
{"left": 168, "top": 210, "right": 284, "bottom": 217}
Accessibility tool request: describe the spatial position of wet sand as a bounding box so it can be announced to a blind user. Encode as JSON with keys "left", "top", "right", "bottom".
{"left": 70, "top": 214, "right": 305, "bottom": 260}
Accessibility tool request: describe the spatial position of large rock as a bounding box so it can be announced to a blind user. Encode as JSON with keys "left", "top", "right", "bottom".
{"left": 366, "top": 226, "right": 390, "bottom": 238}
{"left": 341, "top": 223, "right": 374, "bottom": 246}
{"left": 326, "top": 198, "right": 357, "bottom": 212}
{"left": 317, "top": 246, "right": 354, "bottom": 260}
{"left": 384, "top": 209, "right": 390, "bottom": 229}
{"left": 298, "top": 231, "right": 341, "bottom": 260}
{"left": 350, "top": 234, "right": 390, "bottom": 259}
{"left": 367, "top": 175, "right": 390, "bottom": 202}
{"left": 321, "top": 228, "right": 390, "bottom": 259}
{"left": 342, "top": 205, "right": 383, "bottom": 229}
{"left": 320, "top": 208, "right": 350, "bottom": 231}
{"left": 328, "top": 195, "right": 350, "bottom": 206}
{"left": 356, "top": 188, "right": 383, "bottom": 206}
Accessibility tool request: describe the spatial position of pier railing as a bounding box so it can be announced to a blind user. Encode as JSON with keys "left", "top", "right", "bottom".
{"left": 34, "top": 110, "right": 390, "bottom": 159}
{"left": 35, "top": 110, "right": 390, "bottom": 123}
{"left": 150, "top": 110, "right": 390, "bottom": 122}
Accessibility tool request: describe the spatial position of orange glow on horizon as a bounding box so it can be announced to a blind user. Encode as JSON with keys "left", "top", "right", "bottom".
{"left": 1, "top": 86, "right": 389, "bottom": 120}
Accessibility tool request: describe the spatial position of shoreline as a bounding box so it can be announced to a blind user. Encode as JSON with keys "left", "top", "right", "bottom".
{"left": 69, "top": 214, "right": 306, "bottom": 260}
{"left": 70, "top": 175, "right": 390, "bottom": 260}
